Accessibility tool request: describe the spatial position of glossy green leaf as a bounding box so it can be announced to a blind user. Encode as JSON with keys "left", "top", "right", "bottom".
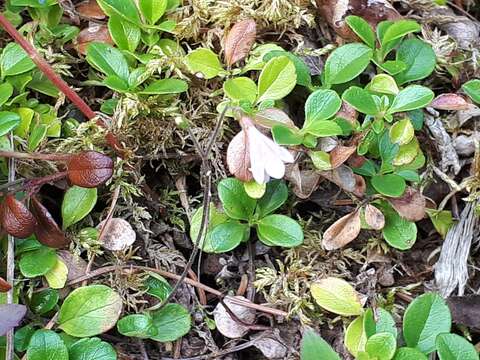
{"left": 58, "top": 285, "right": 123, "bottom": 337}
{"left": 389, "top": 118, "right": 414, "bottom": 145}
{"left": 0, "top": 112, "right": 20, "bottom": 136}
{"left": 26, "top": 330, "right": 68, "bottom": 360}
{"left": 218, "top": 178, "right": 256, "bottom": 220}
{"left": 144, "top": 273, "right": 172, "bottom": 301}
{"left": 378, "top": 60, "right": 407, "bottom": 76}
{"left": 96, "top": 0, "right": 141, "bottom": 25}
{"left": 207, "top": 221, "right": 247, "bottom": 253}
{"left": 263, "top": 50, "right": 311, "bottom": 87}
{"left": 305, "top": 89, "right": 342, "bottom": 124}
{"left": 393, "top": 347, "right": 428, "bottom": 360}
{"left": 185, "top": 48, "right": 222, "bottom": 79}
{"left": 257, "top": 56, "right": 296, "bottom": 102}
{"left": 371, "top": 174, "right": 406, "bottom": 197}
{"left": 342, "top": 86, "right": 380, "bottom": 115}
{"left": 364, "top": 308, "right": 398, "bottom": 339}
{"left": 309, "top": 150, "right": 331, "bottom": 171}
{"left": 304, "top": 120, "right": 344, "bottom": 137}
{"left": 311, "top": 277, "right": 363, "bottom": 316}
{"left": 462, "top": 79, "right": 480, "bottom": 104}
{"left": 346, "top": 16, "right": 375, "bottom": 49}
{"left": 190, "top": 204, "right": 229, "bottom": 251}
{"left": 369, "top": 74, "right": 399, "bottom": 95}
{"left": 365, "top": 332, "right": 396, "bottom": 360}
{"left": 301, "top": 329, "right": 341, "bottom": 360}
{"left": 69, "top": 337, "right": 117, "bottom": 360}
{"left": 117, "top": 314, "right": 157, "bottom": 338}
{"left": 403, "top": 292, "right": 451, "bottom": 354}
{"left": 223, "top": 77, "right": 257, "bottom": 103}
{"left": 436, "top": 333, "right": 479, "bottom": 360}
{"left": 425, "top": 209, "right": 453, "bottom": 238}
{"left": 244, "top": 181, "right": 266, "bottom": 199}
{"left": 272, "top": 125, "right": 303, "bottom": 145}
{"left": 345, "top": 315, "right": 367, "bottom": 357}
{"left": 44, "top": 258, "right": 68, "bottom": 289}
{"left": 108, "top": 15, "right": 141, "bottom": 52}
{"left": 388, "top": 85, "right": 434, "bottom": 114}
{"left": 381, "top": 202, "right": 417, "bottom": 250}
{"left": 149, "top": 303, "right": 191, "bottom": 342}
{"left": 324, "top": 43, "right": 373, "bottom": 85}
{"left": 14, "top": 325, "right": 35, "bottom": 352}
{"left": 27, "top": 124, "right": 47, "bottom": 151}
{"left": 255, "top": 180, "right": 288, "bottom": 218}
{"left": 0, "top": 83, "right": 13, "bottom": 107}
{"left": 0, "top": 43, "right": 35, "bottom": 77}
{"left": 257, "top": 214, "right": 303, "bottom": 247}
{"left": 394, "top": 39, "right": 436, "bottom": 85}
{"left": 393, "top": 138, "right": 420, "bottom": 166}
{"left": 103, "top": 75, "right": 129, "bottom": 93}
{"left": 139, "top": 0, "right": 167, "bottom": 24}
{"left": 381, "top": 20, "right": 420, "bottom": 45}
{"left": 139, "top": 78, "right": 188, "bottom": 95}
{"left": 86, "top": 42, "right": 129, "bottom": 81}
{"left": 19, "top": 247, "right": 57, "bottom": 278}
{"left": 62, "top": 186, "right": 97, "bottom": 229}
{"left": 30, "top": 289, "right": 59, "bottom": 315}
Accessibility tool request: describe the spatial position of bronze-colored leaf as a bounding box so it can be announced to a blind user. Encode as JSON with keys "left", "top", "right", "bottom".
{"left": 0, "top": 195, "right": 36, "bottom": 239}
{"left": 224, "top": 19, "right": 256, "bottom": 67}
{"left": 430, "top": 93, "right": 469, "bottom": 111}
{"left": 76, "top": 0, "right": 106, "bottom": 19}
{"left": 30, "top": 197, "right": 70, "bottom": 248}
{"left": 353, "top": 174, "right": 366, "bottom": 198}
{"left": 66, "top": 151, "right": 114, "bottom": 188}
{"left": 364, "top": 204, "right": 385, "bottom": 230}
{"left": 227, "top": 130, "right": 253, "bottom": 182}
{"left": 330, "top": 145, "right": 357, "bottom": 169}
{"left": 323, "top": 210, "right": 361, "bottom": 250}
{"left": 387, "top": 187, "right": 426, "bottom": 221}
{"left": 0, "top": 277, "right": 11, "bottom": 293}
{"left": 76, "top": 24, "right": 113, "bottom": 55}
{"left": 347, "top": 153, "right": 366, "bottom": 168}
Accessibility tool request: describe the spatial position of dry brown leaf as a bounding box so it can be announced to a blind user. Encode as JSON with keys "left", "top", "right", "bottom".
{"left": 213, "top": 296, "right": 255, "bottom": 338}
{"left": 337, "top": 101, "right": 357, "bottom": 123}
{"left": 76, "top": 24, "right": 113, "bottom": 55}
{"left": 76, "top": 0, "right": 106, "bottom": 19}
{"left": 387, "top": 187, "right": 426, "bottom": 221}
{"left": 430, "top": 93, "right": 470, "bottom": 111}
{"left": 57, "top": 250, "right": 88, "bottom": 281}
{"left": 0, "top": 277, "right": 11, "bottom": 293}
{"left": 323, "top": 210, "right": 361, "bottom": 250}
{"left": 97, "top": 218, "right": 136, "bottom": 251}
{"left": 347, "top": 153, "right": 366, "bottom": 168}
{"left": 285, "top": 163, "right": 321, "bottom": 199}
{"left": 330, "top": 145, "right": 357, "bottom": 169}
{"left": 227, "top": 130, "right": 253, "bottom": 182}
{"left": 353, "top": 174, "right": 366, "bottom": 198}
{"left": 320, "top": 165, "right": 356, "bottom": 193}
{"left": 364, "top": 204, "right": 385, "bottom": 230}
{"left": 224, "top": 19, "right": 256, "bottom": 67}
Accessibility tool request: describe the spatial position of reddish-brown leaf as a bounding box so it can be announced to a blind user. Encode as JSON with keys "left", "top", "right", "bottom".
{"left": 348, "top": 153, "right": 366, "bottom": 168}
{"left": 30, "top": 197, "right": 70, "bottom": 248}
{"left": 0, "top": 195, "right": 36, "bottom": 238}
{"left": 76, "top": 24, "right": 113, "bottom": 55}
{"left": 323, "top": 210, "right": 361, "bottom": 250}
{"left": 330, "top": 145, "right": 357, "bottom": 169}
{"left": 66, "top": 151, "right": 114, "bottom": 188}
{"left": 387, "top": 187, "right": 426, "bottom": 221}
{"left": 0, "top": 277, "right": 12, "bottom": 292}
{"left": 430, "top": 93, "right": 469, "bottom": 111}
{"left": 76, "top": 0, "right": 106, "bottom": 19}
{"left": 353, "top": 174, "right": 366, "bottom": 198}
{"left": 337, "top": 101, "right": 358, "bottom": 123}
{"left": 227, "top": 130, "right": 253, "bottom": 182}
{"left": 364, "top": 204, "right": 385, "bottom": 230}
{"left": 224, "top": 19, "right": 256, "bottom": 66}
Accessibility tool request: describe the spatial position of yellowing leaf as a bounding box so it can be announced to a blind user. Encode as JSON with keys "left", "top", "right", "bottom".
{"left": 44, "top": 258, "right": 69, "bottom": 289}
{"left": 389, "top": 118, "right": 414, "bottom": 145}
{"left": 345, "top": 315, "right": 367, "bottom": 357}
{"left": 311, "top": 277, "right": 363, "bottom": 316}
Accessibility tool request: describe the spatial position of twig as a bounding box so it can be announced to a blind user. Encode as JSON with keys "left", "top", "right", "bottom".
{"left": 137, "top": 339, "right": 149, "bottom": 360}
{"left": 6, "top": 135, "right": 15, "bottom": 360}
{"left": 219, "top": 298, "right": 270, "bottom": 331}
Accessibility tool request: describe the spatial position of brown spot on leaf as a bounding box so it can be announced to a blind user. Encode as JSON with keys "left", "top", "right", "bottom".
{"left": 227, "top": 130, "right": 253, "bottom": 182}
{"left": 364, "top": 204, "right": 385, "bottom": 230}
{"left": 0, "top": 195, "right": 36, "bottom": 239}
{"left": 323, "top": 210, "right": 362, "bottom": 250}
{"left": 66, "top": 151, "right": 114, "bottom": 188}
{"left": 30, "top": 196, "right": 70, "bottom": 248}
{"left": 224, "top": 19, "right": 256, "bottom": 67}
{"left": 387, "top": 187, "right": 426, "bottom": 222}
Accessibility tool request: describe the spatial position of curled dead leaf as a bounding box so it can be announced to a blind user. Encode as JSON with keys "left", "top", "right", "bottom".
{"left": 387, "top": 187, "right": 426, "bottom": 221}
{"left": 320, "top": 165, "right": 356, "bottom": 193}
{"left": 1, "top": 195, "right": 36, "bottom": 239}
{"left": 227, "top": 130, "right": 253, "bottom": 182}
{"left": 337, "top": 101, "right": 357, "bottom": 123}
{"left": 330, "top": 145, "right": 357, "bottom": 169}
{"left": 323, "top": 210, "right": 361, "bottom": 250}
{"left": 285, "top": 163, "right": 321, "bottom": 199}
{"left": 224, "top": 19, "right": 256, "bottom": 66}
{"left": 30, "top": 196, "right": 70, "bottom": 248}
{"left": 97, "top": 218, "right": 136, "bottom": 251}
{"left": 214, "top": 296, "right": 256, "bottom": 338}
{"left": 66, "top": 151, "right": 114, "bottom": 188}
{"left": 353, "top": 174, "right": 366, "bottom": 198}
{"left": 430, "top": 93, "right": 469, "bottom": 111}
{"left": 0, "top": 277, "right": 11, "bottom": 292}
{"left": 76, "top": 0, "right": 106, "bottom": 19}
{"left": 76, "top": 24, "right": 113, "bottom": 55}
{"left": 364, "top": 204, "right": 385, "bottom": 230}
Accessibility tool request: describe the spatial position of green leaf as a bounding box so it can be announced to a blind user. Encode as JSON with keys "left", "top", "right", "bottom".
{"left": 389, "top": 118, "right": 414, "bottom": 145}
{"left": 381, "top": 202, "right": 417, "bottom": 250}
{"left": 304, "top": 89, "right": 342, "bottom": 124}
{"left": 408, "top": 109, "right": 424, "bottom": 130}
{"left": 139, "top": 79, "right": 188, "bottom": 95}
{"left": 394, "top": 39, "right": 436, "bottom": 85}
{"left": 309, "top": 150, "right": 331, "bottom": 171}
{"left": 272, "top": 125, "right": 303, "bottom": 145}
{"left": 462, "top": 79, "right": 480, "bottom": 104}
{"left": 257, "top": 56, "right": 297, "bottom": 102}
{"left": 14, "top": 325, "right": 35, "bottom": 352}
{"left": 58, "top": 285, "right": 123, "bottom": 337}
{"left": 44, "top": 258, "right": 68, "bottom": 289}
{"left": 365, "top": 332, "right": 397, "bottom": 360}
{"left": 139, "top": 0, "right": 167, "bottom": 24}
{"left": 255, "top": 180, "right": 288, "bottom": 218}
{"left": 364, "top": 308, "right": 398, "bottom": 339}
{"left": 189, "top": 204, "right": 229, "bottom": 252}
{"left": 27, "top": 124, "right": 47, "bottom": 151}
{"left": 69, "top": 337, "right": 117, "bottom": 360}
{"left": 62, "top": 186, "right": 97, "bottom": 229}
{"left": 26, "top": 330, "right": 68, "bottom": 360}
{"left": 301, "top": 329, "right": 341, "bottom": 360}
{"left": 436, "top": 333, "right": 479, "bottom": 360}
{"left": 324, "top": 43, "right": 373, "bottom": 85}
{"left": 345, "top": 315, "right": 367, "bottom": 357}
{"left": 0, "top": 111, "right": 20, "bottom": 136}
{"left": 144, "top": 273, "right": 172, "bottom": 301}
{"left": 19, "top": 247, "right": 57, "bottom": 278}
{"left": 108, "top": 15, "right": 141, "bottom": 52}
{"left": 388, "top": 85, "right": 434, "bottom": 114}
{"left": 218, "top": 178, "right": 256, "bottom": 220}
{"left": 369, "top": 74, "right": 399, "bottom": 95}
{"left": 311, "top": 277, "right": 364, "bottom": 316}
{"left": 403, "top": 292, "right": 451, "bottom": 354}
{"left": 30, "top": 289, "right": 59, "bottom": 315}
{"left": 244, "top": 181, "right": 266, "bottom": 199}
{"left": 371, "top": 174, "right": 406, "bottom": 197}
{"left": 263, "top": 50, "right": 311, "bottom": 87}
{"left": 0, "top": 43, "right": 35, "bottom": 77}
{"left": 185, "top": 48, "right": 222, "bottom": 79}
{"left": 103, "top": 75, "right": 129, "bottom": 93}
{"left": 346, "top": 16, "right": 375, "bottom": 49}
{"left": 304, "top": 120, "right": 344, "bottom": 137}
{"left": 257, "top": 214, "right": 303, "bottom": 247}
{"left": 378, "top": 60, "right": 407, "bottom": 76}
{"left": 0, "top": 83, "right": 13, "bottom": 107}
{"left": 86, "top": 42, "right": 129, "bottom": 81}
{"left": 342, "top": 86, "right": 380, "bottom": 115}
{"left": 376, "top": 21, "right": 403, "bottom": 58}
{"left": 117, "top": 314, "right": 157, "bottom": 338}
{"left": 425, "top": 209, "right": 453, "bottom": 238}
{"left": 396, "top": 169, "right": 420, "bottom": 183}
{"left": 96, "top": 0, "right": 141, "bottom": 25}
{"left": 149, "top": 303, "right": 191, "bottom": 342}
{"left": 381, "top": 20, "right": 420, "bottom": 46}
{"left": 393, "top": 347, "right": 428, "bottom": 360}
{"left": 223, "top": 77, "right": 257, "bottom": 103}
{"left": 207, "top": 221, "right": 247, "bottom": 253}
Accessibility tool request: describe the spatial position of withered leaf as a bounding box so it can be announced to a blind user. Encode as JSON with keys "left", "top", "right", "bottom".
{"left": 323, "top": 210, "right": 361, "bottom": 250}
{"left": 224, "top": 19, "right": 256, "bottom": 67}
{"left": 285, "top": 163, "right": 321, "bottom": 199}
{"left": 0, "top": 277, "right": 11, "bottom": 292}
{"left": 337, "top": 101, "right": 358, "bottom": 123}
{"left": 348, "top": 153, "right": 366, "bottom": 168}
{"left": 353, "top": 174, "right": 366, "bottom": 198}
{"left": 97, "top": 218, "right": 136, "bottom": 251}
{"left": 320, "top": 165, "right": 356, "bottom": 193}
{"left": 364, "top": 204, "right": 385, "bottom": 230}
{"left": 66, "top": 151, "right": 114, "bottom": 188}
{"left": 76, "top": 24, "right": 113, "bottom": 55}
{"left": 430, "top": 93, "right": 469, "bottom": 111}
{"left": 330, "top": 145, "right": 357, "bottom": 169}
{"left": 76, "top": 0, "right": 106, "bottom": 19}
{"left": 30, "top": 196, "right": 70, "bottom": 248}
{"left": 0, "top": 304, "right": 27, "bottom": 336}
{"left": 227, "top": 130, "right": 253, "bottom": 182}
{"left": 387, "top": 187, "right": 426, "bottom": 221}
{"left": 57, "top": 250, "right": 88, "bottom": 281}
{"left": 1, "top": 195, "right": 36, "bottom": 239}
